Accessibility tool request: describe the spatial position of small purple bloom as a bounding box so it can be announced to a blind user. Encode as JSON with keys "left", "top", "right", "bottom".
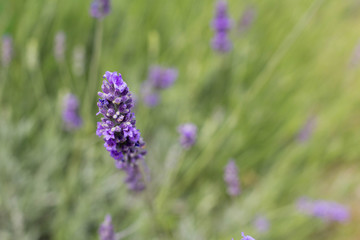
{"left": 2, "top": 35, "right": 12, "bottom": 67}
{"left": 211, "top": 0, "right": 232, "bottom": 53}
{"left": 238, "top": 6, "right": 256, "bottom": 34}
{"left": 99, "top": 215, "right": 116, "bottom": 240}
{"left": 297, "top": 115, "right": 316, "bottom": 142}
{"left": 141, "top": 66, "right": 177, "bottom": 107}
{"left": 241, "top": 232, "right": 255, "bottom": 240}
{"left": 124, "top": 165, "right": 145, "bottom": 192}
{"left": 148, "top": 66, "right": 178, "bottom": 89}
{"left": 224, "top": 160, "right": 240, "bottom": 196}
{"left": 254, "top": 215, "right": 269, "bottom": 233}
{"left": 296, "top": 197, "right": 349, "bottom": 223}
{"left": 178, "top": 123, "right": 197, "bottom": 149}
{"left": 62, "top": 93, "right": 82, "bottom": 130}
{"left": 140, "top": 82, "right": 160, "bottom": 107}
{"left": 54, "top": 31, "right": 66, "bottom": 63}
{"left": 90, "top": 0, "right": 111, "bottom": 19}
{"left": 97, "top": 71, "right": 147, "bottom": 191}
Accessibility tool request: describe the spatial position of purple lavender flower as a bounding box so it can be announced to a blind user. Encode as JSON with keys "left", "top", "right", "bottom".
{"left": 97, "top": 71, "right": 147, "bottom": 191}
{"left": 224, "top": 160, "right": 241, "bottom": 196}
{"left": 241, "top": 232, "right": 255, "bottom": 240}
{"left": 253, "top": 215, "right": 269, "bottom": 233}
{"left": 99, "top": 215, "right": 116, "bottom": 240}
{"left": 54, "top": 31, "right": 66, "bottom": 63}
{"left": 238, "top": 6, "right": 256, "bottom": 34}
{"left": 312, "top": 201, "right": 349, "bottom": 223}
{"left": 140, "top": 82, "right": 160, "bottom": 107}
{"left": 62, "top": 94, "right": 83, "bottom": 130}
{"left": 2, "top": 35, "right": 12, "bottom": 67}
{"left": 211, "top": 0, "right": 232, "bottom": 53}
{"left": 178, "top": 123, "right": 197, "bottom": 149}
{"left": 141, "top": 66, "right": 177, "bottom": 107}
{"left": 297, "top": 115, "right": 316, "bottom": 142}
{"left": 90, "top": 0, "right": 111, "bottom": 19}
{"left": 148, "top": 66, "right": 178, "bottom": 90}
{"left": 296, "top": 197, "right": 349, "bottom": 223}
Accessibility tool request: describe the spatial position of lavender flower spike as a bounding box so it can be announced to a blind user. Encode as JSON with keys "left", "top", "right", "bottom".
{"left": 97, "top": 71, "right": 147, "bottom": 191}
{"left": 224, "top": 160, "right": 240, "bottom": 196}
{"left": 99, "top": 215, "right": 116, "bottom": 240}
{"left": 2, "top": 35, "right": 12, "bottom": 67}
{"left": 297, "top": 115, "right": 316, "bottom": 142}
{"left": 254, "top": 215, "right": 270, "bottom": 233}
{"left": 141, "top": 65, "right": 177, "bottom": 107}
{"left": 238, "top": 6, "right": 256, "bottom": 34}
{"left": 296, "top": 197, "right": 350, "bottom": 223}
{"left": 148, "top": 66, "right": 178, "bottom": 89}
{"left": 178, "top": 123, "right": 197, "bottom": 149}
{"left": 90, "top": 0, "right": 111, "bottom": 19}
{"left": 211, "top": 0, "right": 232, "bottom": 53}
{"left": 241, "top": 232, "right": 255, "bottom": 240}
{"left": 54, "top": 31, "right": 66, "bottom": 63}
{"left": 62, "top": 93, "right": 83, "bottom": 130}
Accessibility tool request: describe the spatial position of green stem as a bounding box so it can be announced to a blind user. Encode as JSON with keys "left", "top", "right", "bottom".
{"left": 84, "top": 20, "right": 103, "bottom": 128}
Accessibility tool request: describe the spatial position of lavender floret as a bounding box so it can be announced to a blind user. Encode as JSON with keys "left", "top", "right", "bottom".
{"left": 141, "top": 66, "right": 177, "bottom": 107}
{"left": 2, "top": 35, "right": 12, "bottom": 67}
{"left": 97, "top": 71, "right": 147, "bottom": 191}
{"left": 296, "top": 197, "right": 349, "bottom": 223}
{"left": 211, "top": 0, "right": 232, "bottom": 53}
{"left": 238, "top": 7, "right": 256, "bottom": 34}
{"left": 253, "top": 215, "right": 269, "bottom": 233}
{"left": 62, "top": 94, "right": 82, "bottom": 130}
{"left": 90, "top": 0, "right": 111, "bottom": 19}
{"left": 99, "top": 215, "right": 116, "bottom": 240}
{"left": 148, "top": 66, "right": 178, "bottom": 89}
{"left": 224, "top": 160, "right": 241, "bottom": 196}
{"left": 297, "top": 115, "right": 316, "bottom": 142}
{"left": 241, "top": 232, "right": 255, "bottom": 240}
{"left": 178, "top": 123, "right": 197, "bottom": 149}
{"left": 140, "top": 82, "right": 160, "bottom": 107}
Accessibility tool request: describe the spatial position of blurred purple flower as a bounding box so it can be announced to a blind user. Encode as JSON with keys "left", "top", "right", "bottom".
{"left": 124, "top": 165, "right": 145, "bottom": 192}
{"left": 141, "top": 66, "right": 177, "bottom": 107}
{"left": 296, "top": 197, "right": 349, "bottom": 223}
{"left": 62, "top": 94, "right": 82, "bottom": 130}
{"left": 54, "top": 31, "right": 66, "bottom": 63}
{"left": 241, "top": 232, "right": 255, "bottom": 240}
{"left": 148, "top": 66, "right": 178, "bottom": 89}
{"left": 178, "top": 123, "right": 197, "bottom": 149}
{"left": 224, "top": 159, "right": 241, "bottom": 197}
{"left": 97, "top": 71, "right": 147, "bottom": 191}
{"left": 99, "top": 215, "right": 116, "bottom": 240}
{"left": 90, "top": 0, "right": 111, "bottom": 19}
{"left": 238, "top": 6, "right": 256, "bottom": 34}
{"left": 2, "top": 35, "right": 12, "bottom": 67}
{"left": 254, "top": 215, "right": 269, "bottom": 233}
{"left": 211, "top": 0, "right": 232, "bottom": 53}
{"left": 297, "top": 115, "right": 316, "bottom": 142}
{"left": 140, "top": 82, "right": 160, "bottom": 107}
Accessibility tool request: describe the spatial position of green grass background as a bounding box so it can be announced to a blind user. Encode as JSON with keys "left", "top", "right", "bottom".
{"left": 1, "top": 0, "right": 360, "bottom": 239}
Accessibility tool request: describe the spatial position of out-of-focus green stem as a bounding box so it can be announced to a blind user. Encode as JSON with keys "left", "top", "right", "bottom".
{"left": 139, "top": 161, "right": 170, "bottom": 239}
{"left": 84, "top": 20, "right": 103, "bottom": 128}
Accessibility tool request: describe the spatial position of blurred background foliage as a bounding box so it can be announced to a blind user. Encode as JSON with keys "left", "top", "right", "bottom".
{"left": 1, "top": 0, "right": 360, "bottom": 239}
